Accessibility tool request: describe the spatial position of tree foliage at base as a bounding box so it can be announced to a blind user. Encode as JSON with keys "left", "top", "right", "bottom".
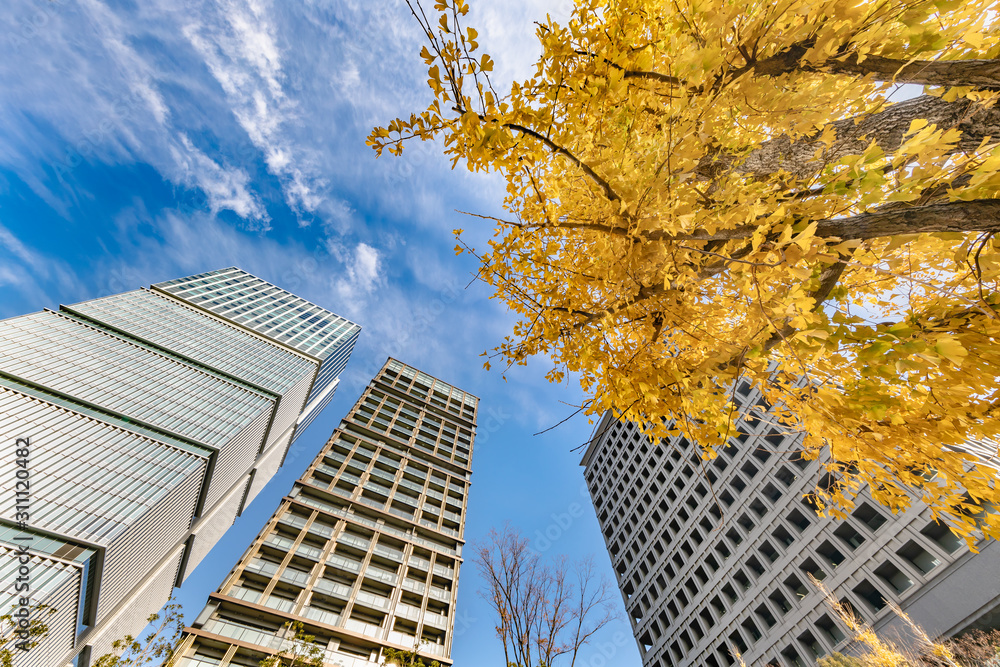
{"left": 818, "top": 653, "right": 866, "bottom": 667}
{"left": 381, "top": 646, "right": 441, "bottom": 667}
{"left": 370, "top": 0, "right": 1000, "bottom": 543}
{"left": 257, "top": 621, "right": 324, "bottom": 667}
{"left": 92, "top": 600, "right": 184, "bottom": 667}
{"left": 815, "top": 575, "right": 1000, "bottom": 666}
{"left": 0, "top": 604, "right": 54, "bottom": 667}
{"left": 0, "top": 599, "right": 183, "bottom": 667}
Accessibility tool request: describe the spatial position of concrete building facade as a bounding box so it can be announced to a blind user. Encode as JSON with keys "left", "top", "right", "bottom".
{"left": 172, "top": 358, "right": 478, "bottom": 667}
{"left": 0, "top": 267, "right": 360, "bottom": 666}
{"left": 581, "top": 380, "right": 1000, "bottom": 667}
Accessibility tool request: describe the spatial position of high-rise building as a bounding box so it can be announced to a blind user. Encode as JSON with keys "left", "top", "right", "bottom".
{"left": 0, "top": 267, "right": 360, "bottom": 667}
{"left": 581, "top": 382, "right": 1000, "bottom": 667}
{"left": 172, "top": 358, "right": 478, "bottom": 667}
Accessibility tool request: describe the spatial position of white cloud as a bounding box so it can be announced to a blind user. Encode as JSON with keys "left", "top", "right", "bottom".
{"left": 182, "top": 0, "right": 330, "bottom": 220}
{"left": 331, "top": 242, "right": 382, "bottom": 308}
{"left": 172, "top": 135, "right": 270, "bottom": 226}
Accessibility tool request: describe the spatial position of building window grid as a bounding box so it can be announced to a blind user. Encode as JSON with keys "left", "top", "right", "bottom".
{"left": 225, "top": 478, "right": 466, "bottom": 660}
{"left": 226, "top": 501, "right": 455, "bottom": 648}
{"left": 352, "top": 384, "right": 473, "bottom": 467}
{"left": 305, "top": 425, "right": 467, "bottom": 541}
{"left": 588, "top": 390, "right": 970, "bottom": 666}
{"left": 69, "top": 289, "right": 315, "bottom": 394}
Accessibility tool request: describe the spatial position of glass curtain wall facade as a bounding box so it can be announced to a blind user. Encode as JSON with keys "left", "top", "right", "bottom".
{"left": 581, "top": 382, "right": 1000, "bottom": 667}
{"left": 0, "top": 267, "right": 360, "bottom": 667}
{"left": 172, "top": 358, "right": 478, "bottom": 667}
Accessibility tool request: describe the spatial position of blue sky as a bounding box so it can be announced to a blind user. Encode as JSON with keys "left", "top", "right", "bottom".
{"left": 0, "top": 0, "right": 640, "bottom": 664}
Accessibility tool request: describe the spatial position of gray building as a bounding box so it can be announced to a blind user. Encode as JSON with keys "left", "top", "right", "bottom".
{"left": 0, "top": 267, "right": 360, "bottom": 667}
{"left": 172, "top": 358, "right": 477, "bottom": 667}
{"left": 581, "top": 381, "right": 1000, "bottom": 667}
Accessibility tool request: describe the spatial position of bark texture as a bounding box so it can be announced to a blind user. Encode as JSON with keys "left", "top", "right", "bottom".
{"left": 749, "top": 42, "right": 1000, "bottom": 89}
{"left": 643, "top": 199, "right": 1000, "bottom": 243}
{"left": 813, "top": 199, "right": 1000, "bottom": 240}
{"left": 819, "top": 55, "right": 1000, "bottom": 89}
{"left": 696, "top": 96, "right": 1000, "bottom": 180}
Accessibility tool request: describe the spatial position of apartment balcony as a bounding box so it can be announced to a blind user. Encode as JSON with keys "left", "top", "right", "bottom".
{"left": 408, "top": 556, "right": 430, "bottom": 572}
{"left": 357, "top": 496, "right": 386, "bottom": 511}
{"left": 327, "top": 553, "right": 362, "bottom": 574}
{"left": 313, "top": 578, "right": 352, "bottom": 600}
{"left": 399, "top": 479, "right": 423, "bottom": 494}
{"left": 394, "top": 494, "right": 419, "bottom": 508}
{"left": 428, "top": 587, "right": 451, "bottom": 603}
{"left": 364, "top": 481, "right": 393, "bottom": 496}
{"left": 388, "top": 506, "right": 414, "bottom": 521}
{"left": 301, "top": 542, "right": 326, "bottom": 559}
{"left": 354, "top": 591, "right": 391, "bottom": 611}
{"left": 423, "top": 611, "right": 449, "bottom": 630}
{"left": 401, "top": 579, "right": 426, "bottom": 595}
{"left": 201, "top": 619, "right": 346, "bottom": 665}
{"left": 244, "top": 558, "right": 280, "bottom": 578}
{"left": 373, "top": 544, "right": 405, "bottom": 562}
{"left": 422, "top": 643, "right": 447, "bottom": 657}
{"left": 387, "top": 630, "right": 417, "bottom": 647}
{"left": 280, "top": 568, "right": 311, "bottom": 587}
{"left": 301, "top": 605, "right": 340, "bottom": 627}
{"left": 337, "top": 533, "right": 371, "bottom": 551}
{"left": 261, "top": 596, "right": 295, "bottom": 614}
{"left": 228, "top": 585, "right": 263, "bottom": 605}
{"left": 340, "top": 471, "right": 362, "bottom": 486}
{"left": 432, "top": 563, "right": 454, "bottom": 578}
{"left": 278, "top": 514, "right": 308, "bottom": 531}
{"left": 394, "top": 603, "right": 422, "bottom": 622}
{"left": 370, "top": 468, "right": 396, "bottom": 483}
{"left": 315, "top": 463, "right": 341, "bottom": 477}
{"left": 364, "top": 565, "right": 398, "bottom": 585}
{"left": 343, "top": 617, "right": 383, "bottom": 638}
{"left": 263, "top": 534, "right": 296, "bottom": 552}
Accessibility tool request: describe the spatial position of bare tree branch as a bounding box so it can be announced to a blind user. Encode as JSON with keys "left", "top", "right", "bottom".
{"left": 473, "top": 525, "right": 619, "bottom": 667}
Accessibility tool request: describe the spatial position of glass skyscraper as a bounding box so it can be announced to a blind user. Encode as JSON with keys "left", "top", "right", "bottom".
{"left": 0, "top": 267, "right": 360, "bottom": 667}
{"left": 171, "top": 358, "right": 478, "bottom": 667}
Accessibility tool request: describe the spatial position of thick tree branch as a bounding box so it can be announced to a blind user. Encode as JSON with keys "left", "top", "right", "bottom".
{"left": 818, "top": 55, "right": 1000, "bottom": 89}
{"left": 640, "top": 199, "right": 1000, "bottom": 244}
{"left": 699, "top": 95, "right": 1000, "bottom": 180}
{"left": 814, "top": 199, "right": 1000, "bottom": 240}
{"left": 751, "top": 42, "right": 1000, "bottom": 89}
{"left": 621, "top": 40, "right": 1000, "bottom": 91}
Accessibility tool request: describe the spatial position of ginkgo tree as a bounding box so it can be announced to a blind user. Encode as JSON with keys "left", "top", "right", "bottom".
{"left": 369, "top": 0, "right": 1000, "bottom": 543}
